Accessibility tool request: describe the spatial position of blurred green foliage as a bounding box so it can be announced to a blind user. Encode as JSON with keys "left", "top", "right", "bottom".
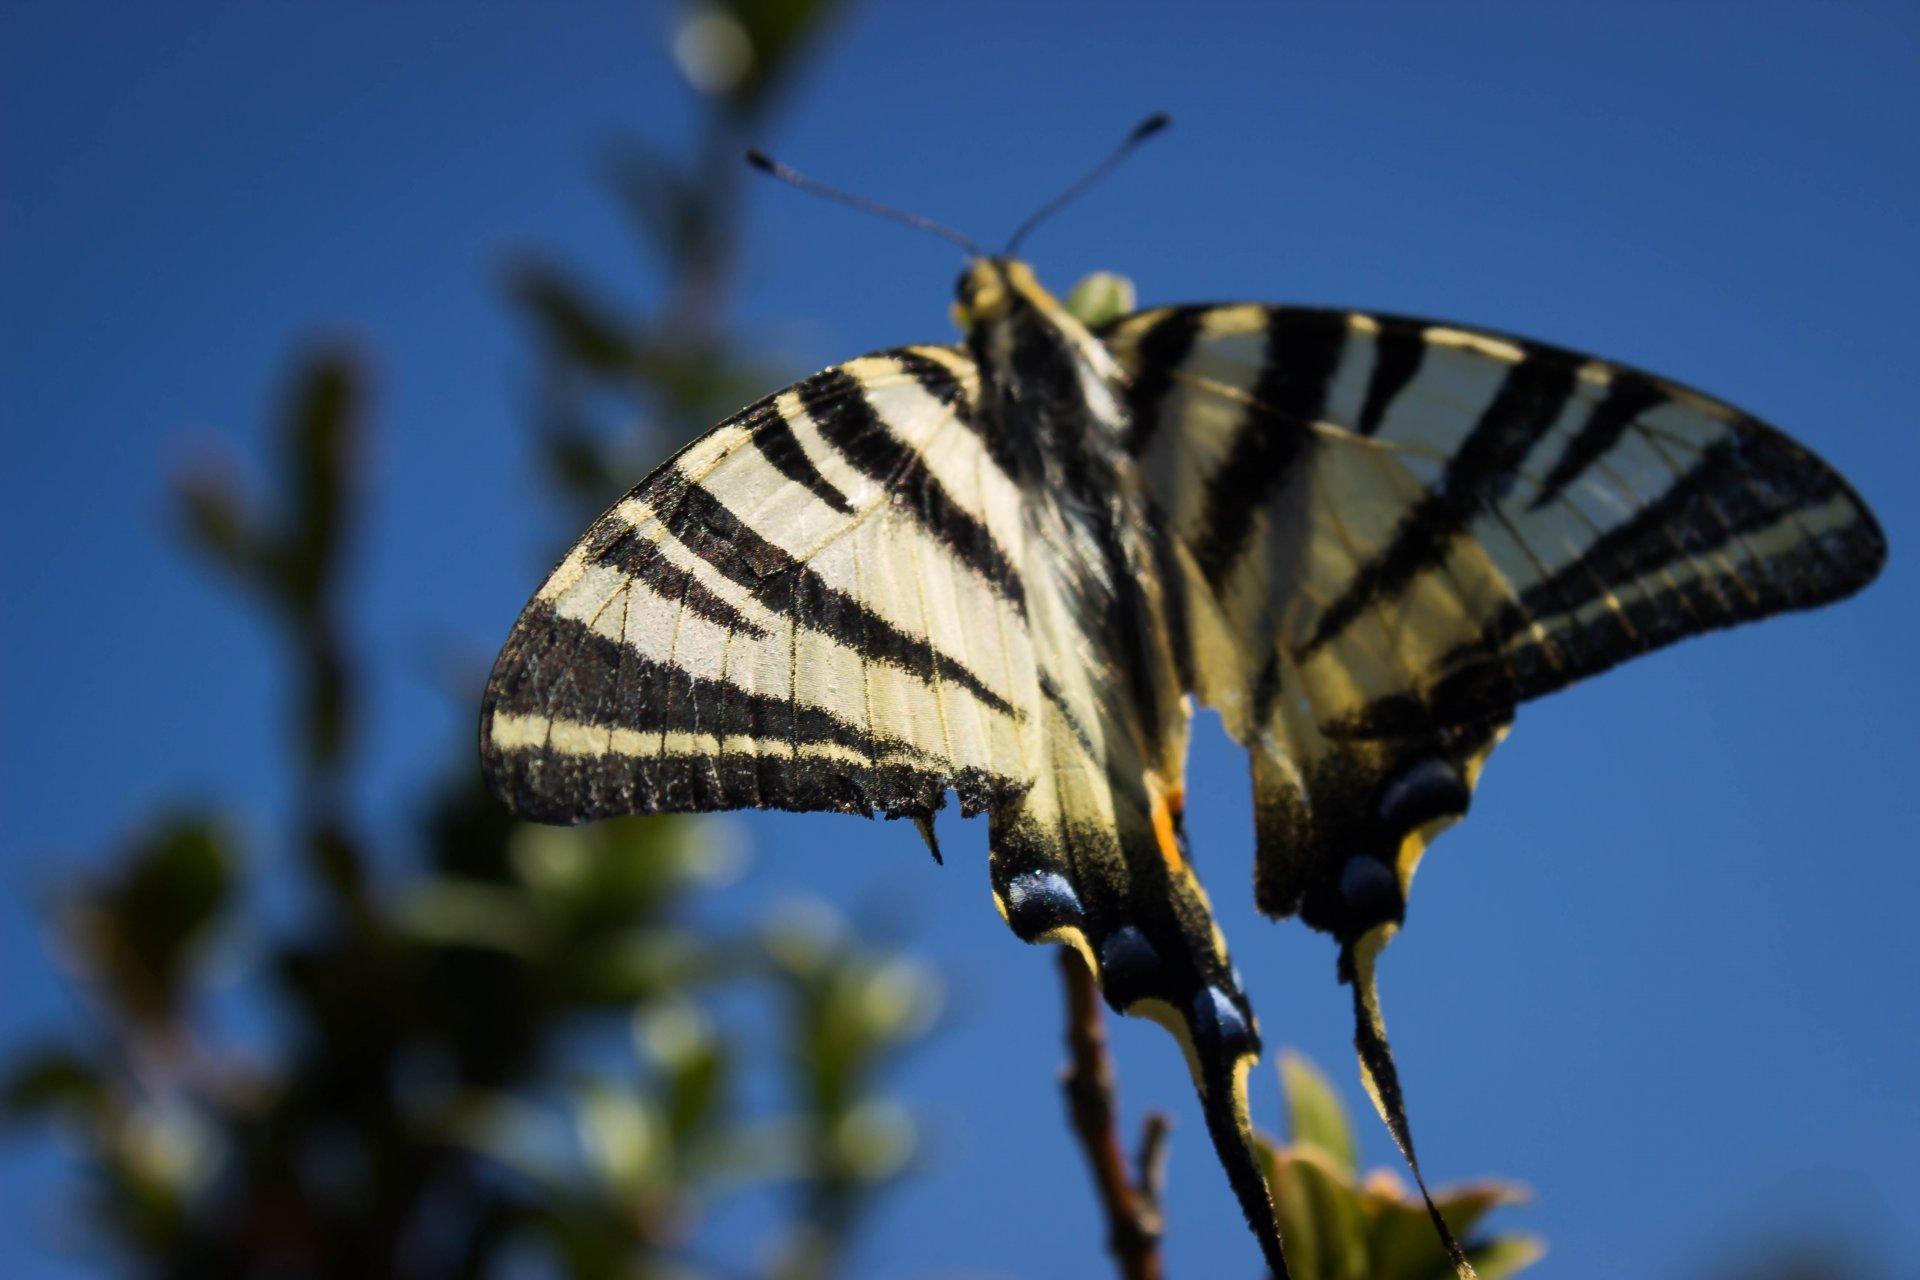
{"left": 1, "top": 4, "right": 947, "bottom": 1277}
{"left": 4, "top": 5, "right": 1566, "bottom": 1276}
{"left": 1256, "top": 1055, "right": 1543, "bottom": 1280}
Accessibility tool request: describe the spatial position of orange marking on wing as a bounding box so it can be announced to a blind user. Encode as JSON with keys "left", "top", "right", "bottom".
{"left": 1150, "top": 784, "right": 1187, "bottom": 874}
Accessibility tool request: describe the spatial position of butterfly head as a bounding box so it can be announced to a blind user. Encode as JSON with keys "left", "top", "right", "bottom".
{"left": 952, "top": 256, "right": 1036, "bottom": 333}
{"left": 952, "top": 257, "right": 1112, "bottom": 367}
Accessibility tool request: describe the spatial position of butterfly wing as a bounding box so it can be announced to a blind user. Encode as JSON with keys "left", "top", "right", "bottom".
{"left": 482, "top": 346, "right": 1039, "bottom": 826}
{"left": 1103, "top": 302, "right": 1885, "bottom": 1268}
{"left": 1106, "top": 303, "right": 1883, "bottom": 920}
{"left": 484, "top": 334, "right": 1284, "bottom": 1271}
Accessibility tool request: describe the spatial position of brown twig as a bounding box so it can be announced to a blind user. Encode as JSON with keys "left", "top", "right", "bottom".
{"left": 1058, "top": 948, "right": 1169, "bottom": 1280}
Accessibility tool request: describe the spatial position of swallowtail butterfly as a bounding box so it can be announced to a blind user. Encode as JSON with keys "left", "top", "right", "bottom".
{"left": 481, "top": 128, "right": 1885, "bottom": 1277}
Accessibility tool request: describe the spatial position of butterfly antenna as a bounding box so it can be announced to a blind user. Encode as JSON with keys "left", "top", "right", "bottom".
{"left": 1003, "top": 112, "right": 1171, "bottom": 257}
{"left": 746, "top": 150, "right": 982, "bottom": 256}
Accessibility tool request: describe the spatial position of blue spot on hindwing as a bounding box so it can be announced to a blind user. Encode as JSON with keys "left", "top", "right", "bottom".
{"left": 1002, "top": 869, "right": 1083, "bottom": 940}
{"left": 1190, "top": 983, "right": 1260, "bottom": 1060}
{"left": 1339, "top": 855, "right": 1402, "bottom": 932}
{"left": 1376, "top": 756, "right": 1469, "bottom": 835}
{"left": 1098, "top": 925, "right": 1165, "bottom": 1007}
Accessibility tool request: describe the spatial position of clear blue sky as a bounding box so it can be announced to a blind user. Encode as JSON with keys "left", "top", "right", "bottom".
{"left": 4, "top": 3, "right": 1917, "bottom": 1277}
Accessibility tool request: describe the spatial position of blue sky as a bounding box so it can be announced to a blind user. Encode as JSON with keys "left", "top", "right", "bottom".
{"left": 4, "top": 3, "right": 1918, "bottom": 1277}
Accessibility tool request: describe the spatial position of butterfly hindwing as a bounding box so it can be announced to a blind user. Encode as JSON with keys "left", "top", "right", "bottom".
{"left": 1105, "top": 301, "right": 1884, "bottom": 925}
{"left": 1105, "top": 300, "right": 1884, "bottom": 1271}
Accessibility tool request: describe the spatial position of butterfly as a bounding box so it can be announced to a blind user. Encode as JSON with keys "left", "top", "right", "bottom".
{"left": 480, "top": 131, "right": 1885, "bottom": 1277}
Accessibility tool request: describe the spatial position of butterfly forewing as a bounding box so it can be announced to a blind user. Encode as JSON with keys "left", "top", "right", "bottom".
{"left": 482, "top": 347, "right": 1039, "bottom": 824}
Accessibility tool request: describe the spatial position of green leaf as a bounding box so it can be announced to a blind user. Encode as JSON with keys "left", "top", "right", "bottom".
{"left": 575, "top": 1079, "right": 664, "bottom": 1192}
{"left": 175, "top": 468, "right": 265, "bottom": 583}
{"left": 508, "top": 259, "right": 647, "bottom": 374}
{"left": 1468, "top": 1233, "right": 1547, "bottom": 1280}
{"left": 1365, "top": 1190, "right": 1450, "bottom": 1280}
{"left": 1281, "top": 1051, "right": 1359, "bottom": 1177}
{"left": 675, "top": 0, "right": 848, "bottom": 114}
{"left": 274, "top": 348, "right": 359, "bottom": 616}
{"left": 74, "top": 816, "right": 234, "bottom": 1022}
{"left": 0, "top": 1047, "right": 106, "bottom": 1122}
{"left": 397, "top": 879, "right": 540, "bottom": 955}
{"left": 1267, "top": 1147, "right": 1369, "bottom": 1280}
{"left": 1364, "top": 1176, "right": 1532, "bottom": 1280}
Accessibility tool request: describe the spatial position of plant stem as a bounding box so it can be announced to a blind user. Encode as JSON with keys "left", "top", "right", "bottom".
{"left": 1058, "top": 948, "right": 1166, "bottom": 1280}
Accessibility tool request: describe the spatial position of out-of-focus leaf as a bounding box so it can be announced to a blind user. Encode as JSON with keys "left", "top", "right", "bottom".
{"left": 308, "top": 813, "right": 366, "bottom": 904}
{"left": 608, "top": 141, "right": 712, "bottom": 271}
{"left": 1063, "top": 271, "right": 1137, "bottom": 328}
{"left": 1364, "top": 1182, "right": 1446, "bottom": 1280}
{"left": 275, "top": 348, "right": 359, "bottom": 614}
{"left": 7, "top": 10, "right": 921, "bottom": 1274}
{"left": 424, "top": 758, "right": 521, "bottom": 882}
{"left": 576, "top": 1079, "right": 663, "bottom": 1191}
{"left": 1361, "top": 1179, "right": 1534, "bottom": 1280}
{"left": 1280, "top": 1050, "right": 1358, "bottom": 1178}
{"left": 672, "top": 0, "right": 847, "bottom": 114}
{"left": 851, "top": 957, "right": 941, "bottom": 1045}
{"left": 1261, "top": 1059, "right": 1541, "bottom": 1280}
{"left": 299, "top": 640, "right": 352, "bottom": 774}
{"left": 829, "top": 1098, "right": 914, "bottom": 1183}
{"left": 1364, "top": 1177, "right": 1532, "bottom": 1279}
{"left": 1, "top": 1047, "right": 106, "bottom": 1122}
{"left": 1468, "top": 1233, "right": 1548, "bottom": 1280}
{"left": 634, "top": 1003, "right": 725, "bottom": 1142}
{"left": 509, "top": 260, "right": 648, "bottom": 374}
{"left": 511, "top": 814, "right": 733, "bottom": 926}
{"left": 1267, "top": 1146, "right": 1368, "bottom": 1280}
{"left": 73, "top": 815, "right": 233, "bottom": 1022}
{"left": 398, "top": 880, "right": 541, "bottom": 955}
{"left": 117, "top": 1100, "right": 217, "bottom": 1195}
{"left": 573, "top": 932, "right": 720, "bottom": 1005}
{"left": 539, "top": 419, "right": 624, "bottom": 502}
{"left": 176, "top": 468, "right": 264, "bottom": 582}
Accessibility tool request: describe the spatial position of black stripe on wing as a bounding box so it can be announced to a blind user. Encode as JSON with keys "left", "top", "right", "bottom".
{"left": 586, "top": 520, "right": 769, "bottom": 639}
{"left": 1527, "top": 371, "right": 1667, "bottom": 512}
{"left": 1120, "top": 306, "right": 1204, "bottom": 456}
{"left": 752, "top": 414, "right": 856, "bottom": 515}
{"left": 484, "top": 607, "right": 1021, "bottom": 820}
{"left": 1192, "top": 309, "right": 1347, "bottom": 586}
{"left": 1339, "top": 420, "right": 1887, "bottom": 736}
{"left": 797, "top": 367, "right": 1027, "bottom": 610}
{"left": 1355, "top": 315, "right": 1428, "bottom": 438}
{"left": 895, "top": 346, "right": 1020, "bottom": 480}
{"left": 1301, "top": 350, "right": 1581, "bottom": 657}
{"left": 646, "top": 464, "right": 1019, "bottom": 720}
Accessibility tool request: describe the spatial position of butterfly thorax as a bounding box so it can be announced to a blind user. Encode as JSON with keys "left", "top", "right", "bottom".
{"left": 956, "top": 258, "right": 1187, "bottom": 788}
{"left": 957, "top": 259, "right": 1130, "bottom": 497}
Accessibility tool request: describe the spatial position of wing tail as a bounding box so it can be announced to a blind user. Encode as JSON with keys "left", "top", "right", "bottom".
{"left": 1343, "top": 931, "right": 1477, "bottom": 1280}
